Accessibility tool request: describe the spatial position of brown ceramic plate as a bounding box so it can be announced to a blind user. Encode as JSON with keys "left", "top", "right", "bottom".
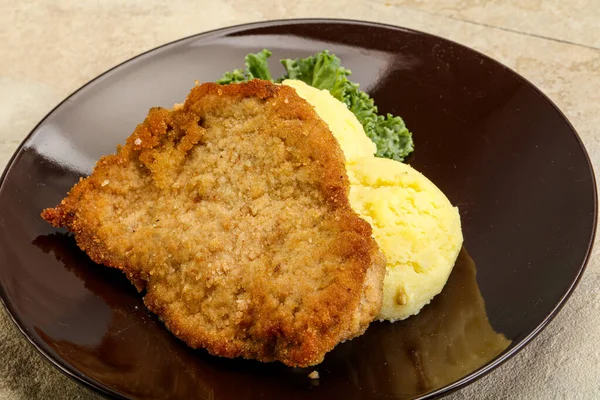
{"left": 0, "top": 19, "right": 596, "bottom": 400}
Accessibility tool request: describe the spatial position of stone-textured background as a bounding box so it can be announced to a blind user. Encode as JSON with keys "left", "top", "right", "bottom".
{"left": 1, "top": 1, "right": 598, "bottom": 398}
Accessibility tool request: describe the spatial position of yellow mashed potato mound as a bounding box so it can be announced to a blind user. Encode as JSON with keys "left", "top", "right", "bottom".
{"left": 284, "top": 79, "right": 463, "bottom": 321}
{"left": 347, "top": 158, "right": 463, "bottom": 320}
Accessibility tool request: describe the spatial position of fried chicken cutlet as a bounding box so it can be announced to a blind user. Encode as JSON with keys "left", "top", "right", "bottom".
{"left": 41, "top": 80, "right": 386, "bottom": 367}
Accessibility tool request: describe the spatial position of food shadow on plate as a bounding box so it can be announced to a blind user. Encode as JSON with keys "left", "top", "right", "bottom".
{"left": 32, "top": 234, "right": 510, "bottom": 400}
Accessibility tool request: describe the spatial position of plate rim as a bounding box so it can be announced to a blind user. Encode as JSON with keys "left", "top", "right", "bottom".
{"left": 0, "top": 17, "right": 597, "bottom": 400}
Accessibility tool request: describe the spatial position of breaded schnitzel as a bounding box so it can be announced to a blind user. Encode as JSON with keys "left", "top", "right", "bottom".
{"left": 41, "top": 80, "right": 386, "bottom": 367}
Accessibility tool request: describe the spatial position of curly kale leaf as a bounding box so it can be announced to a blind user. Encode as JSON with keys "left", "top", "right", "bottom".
{"left": 216, "top": 49, "right": 273, "bottom": 83}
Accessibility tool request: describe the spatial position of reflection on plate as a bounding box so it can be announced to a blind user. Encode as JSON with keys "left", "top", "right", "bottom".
{"left": 34, "top": 234, "right": 509, "bottom": 399}
{"left": 345, "top": 248, "right": 510, "bottom": 397}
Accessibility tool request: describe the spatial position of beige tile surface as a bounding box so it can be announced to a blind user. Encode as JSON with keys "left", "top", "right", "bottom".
{"left": 380, "top": 0, "right": 600, "bottom": 49}
{"left": 0, "top": 1, "right": 598, "bottom": 399}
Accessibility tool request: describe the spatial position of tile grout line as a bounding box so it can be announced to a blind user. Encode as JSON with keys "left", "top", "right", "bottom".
{"left": 377, "top": 1, "right": 600, "bottom": 51}
{"left": 443, "top": 14, "right": 600, "bottom": 51}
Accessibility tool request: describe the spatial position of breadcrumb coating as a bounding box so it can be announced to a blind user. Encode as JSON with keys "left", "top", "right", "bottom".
{"left": 41, "top": 80, "right": 385, "bottom": 367}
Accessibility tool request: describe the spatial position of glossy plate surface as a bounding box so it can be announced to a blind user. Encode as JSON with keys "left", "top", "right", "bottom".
{"left": 0, "top": 19, "right": 596, "bottom": 400}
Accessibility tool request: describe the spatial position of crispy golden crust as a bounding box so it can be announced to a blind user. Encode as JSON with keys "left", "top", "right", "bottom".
{"left": 41, "top": 80, "right": 386, "bottom": 367}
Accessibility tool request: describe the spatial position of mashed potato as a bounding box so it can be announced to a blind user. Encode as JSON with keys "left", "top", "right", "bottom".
{"left": 347, "top": 158, "right": 463, "bottom": 320}
{"left": 284, "top": 79, "right": 463, "bottom": 321}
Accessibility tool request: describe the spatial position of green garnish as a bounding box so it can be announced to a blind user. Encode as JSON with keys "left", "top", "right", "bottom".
{"left": 217, "top": 49, "right": 414, "bottom": 162}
